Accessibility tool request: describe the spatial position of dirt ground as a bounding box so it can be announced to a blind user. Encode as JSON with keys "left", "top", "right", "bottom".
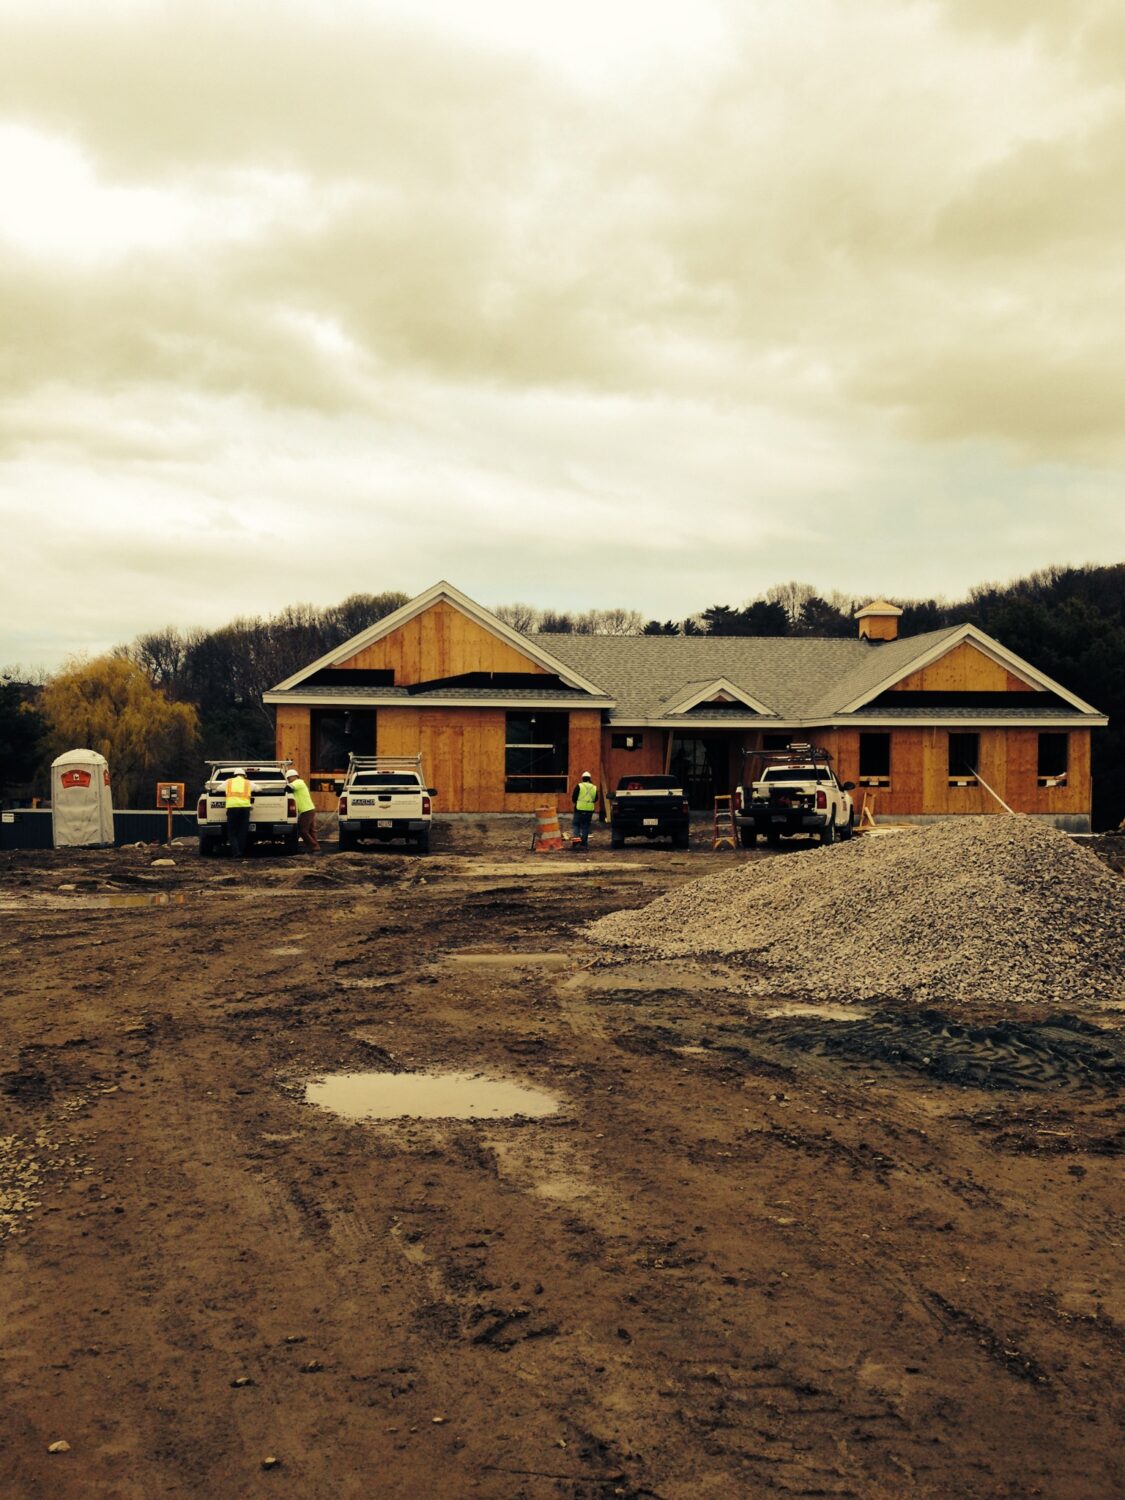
{"left": 1, "top": 819, "right": 1122, "bottom": 1500}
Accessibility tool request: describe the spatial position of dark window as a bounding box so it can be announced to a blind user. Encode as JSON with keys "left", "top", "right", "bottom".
{"left": 1037, "top": 733, "right": 1068, "bottom": 784}
{"left": 859, "top": 732, "right": 891, "bottom": 783}
{"left": 948, "top": 732, "right": 979, "bottom": 780}
{"left": 311, "top": 709, "right": 376, "bottom": 772}
{"left": 611, "top": 733, "right": 644, "bottom": 751}
{"left": 505, "top": 712, "right": 569, "bottom": 794}
{"left": 761, "top": 733, "right": 791, "bottom": 751}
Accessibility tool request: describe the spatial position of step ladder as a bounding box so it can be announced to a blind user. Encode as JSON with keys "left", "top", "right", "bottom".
{"left": 712, "top": 794, "right": 736, "bottom": 850}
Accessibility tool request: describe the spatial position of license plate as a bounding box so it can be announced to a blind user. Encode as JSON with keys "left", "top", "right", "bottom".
{"left": 643, "top": 818, "right": 659, "bottom": 826}
{"left": 352, "top": 798, "right": 375, "bottom": 806}
{"left": 377, "top": 820, "right": 393, "bottom": 828}
{"left": 249, "top": 822, "right": 257, "bottom": 830}
{"left": 772, "top": 815, "right": 786, "bottom": 823}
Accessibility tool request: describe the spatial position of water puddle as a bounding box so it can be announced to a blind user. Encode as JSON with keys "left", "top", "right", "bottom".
{"left": 760, "top": 1001, "right": 867, "bottom": 1022}
{"left": 304, "top": 1070, "right": 560, "bottom": 1122}
{"left": 0, "top": 891, "right": 188, "bottom": 911}
{"left": 445, "top": 951, "right": 570, "bottom": 970}
{"left": 561, "top": 960, "right": 742, "bottom": 996}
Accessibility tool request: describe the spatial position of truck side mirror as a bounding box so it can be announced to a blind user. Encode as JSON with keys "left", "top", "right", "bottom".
{"left": 428, "top": 788, "right": 438, "bottom": 796}
{"left": 842, "top": 781, "right": 855, "bottom": 791}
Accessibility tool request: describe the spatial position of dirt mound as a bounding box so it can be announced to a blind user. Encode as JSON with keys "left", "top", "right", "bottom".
{"left": 588, "top": 817, "right": 1125, "bottom": 1008}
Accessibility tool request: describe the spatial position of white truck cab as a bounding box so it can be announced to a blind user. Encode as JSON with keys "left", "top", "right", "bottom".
{"left": 337, "top": 754, "right": 435, "bottom": 853}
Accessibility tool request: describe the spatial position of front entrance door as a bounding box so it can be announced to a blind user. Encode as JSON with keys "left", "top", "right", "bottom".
{"left": 669, "top": 734, "right": 733, "bottom": 811}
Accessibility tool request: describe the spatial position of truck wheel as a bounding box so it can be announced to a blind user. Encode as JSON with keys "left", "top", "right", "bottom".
{"left": 840, "top": 812, "right": 855, "bottom": 841}
{"left": 283, "top": 833, "right": 299, "bottom": 855}
{"left": 739, "top": 826, "right": 757, "bottom": 848}
{"left": 767, "top": 831, "right": 782, "bottom": 847}
{"left": 673, "top": 829, "right": 690, "bottom": 849}
{"left": 611, "top": 828, "right": 625, "bottom": 848}
{"left": 199, "top": 836, "right": 218, "bottom": 858}
{"left": 819, "top": 816, "right": 837, "bottom": 846}
{"left": 415, "top": 831, "right": 431, "bottom": 854}
{"left": 338, "top": 828, "right": 355, "bottom": 851}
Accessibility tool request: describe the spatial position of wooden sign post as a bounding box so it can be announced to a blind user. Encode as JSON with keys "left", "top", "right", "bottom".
{"left": 155, "top": 782, "right": 185, "bottom": 844}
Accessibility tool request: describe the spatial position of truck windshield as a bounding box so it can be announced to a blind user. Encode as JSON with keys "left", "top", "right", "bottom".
{"left": 351, "top": 774, "right": 420, "bottom": 788}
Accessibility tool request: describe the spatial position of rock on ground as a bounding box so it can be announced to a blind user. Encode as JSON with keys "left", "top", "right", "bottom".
{"left": 587, "top": 817, "right": 1125, "bottom": 1008}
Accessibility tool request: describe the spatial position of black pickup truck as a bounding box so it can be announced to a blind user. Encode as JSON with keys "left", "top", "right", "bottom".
{"left": 608, "top": 774, "right": 691, "bottom": 848}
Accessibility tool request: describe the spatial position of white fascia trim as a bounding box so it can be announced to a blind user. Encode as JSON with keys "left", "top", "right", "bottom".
{"left": 839, "top": 623, "right": 1102, "bottom": 715}
{"left": 662, "top": 676, "right": 775, "bottom": 715}
{"left": 269, "top": 580, "right": 609, "bottom": 696}
{"left": 265, "top": 692, "right": 616, "bottom": 710}
{"left": 822, "top": 713, "right": 1107, "bottom": 729}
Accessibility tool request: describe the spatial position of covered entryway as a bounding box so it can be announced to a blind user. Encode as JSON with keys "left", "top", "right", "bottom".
{"left": 668, "top": 734, "right": 738, "bottom": 810}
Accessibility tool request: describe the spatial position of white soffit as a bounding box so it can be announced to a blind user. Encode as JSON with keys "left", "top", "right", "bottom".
{"left": 839, "top": 624, "right": 1102, "bottom": 716}
{"left": 271, "top": 580, "right": 609, "bottom": 696}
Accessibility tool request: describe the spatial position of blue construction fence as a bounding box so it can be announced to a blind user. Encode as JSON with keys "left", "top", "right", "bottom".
{"left": 0, "top": 809, "right": 198, "bottom": 851}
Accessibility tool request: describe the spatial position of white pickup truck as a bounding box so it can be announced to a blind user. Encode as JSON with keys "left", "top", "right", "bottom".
{"left": 196, "top": 760, "right": 299, "bottom": 856}
{"left": 337, "top": 755, "right": 435, "bottom": 853}
{"left": 734, "top": 743, "right": 855, "bottom": 848}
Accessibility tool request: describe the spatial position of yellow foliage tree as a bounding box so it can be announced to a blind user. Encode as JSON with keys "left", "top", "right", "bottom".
{"left": 40, "top": 655, "right": 200, "bottom": 807}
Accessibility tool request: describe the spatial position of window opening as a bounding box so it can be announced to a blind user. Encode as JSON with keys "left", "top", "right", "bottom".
{"left": 947, "top": 732, "right": 979, "bottom": 784}
{"left": 312, "top": 709, "right": 376, "bottom": 772}
{"left": 505, "top": 712, "right": 569, "bottom": 794}
{"left": 1037, "top": 733, "right": 1068, "bottom": 787}
{"left": 859, "top": 732, "right": 891, "bottom": 786}
{"left": 611, "top": 733, "right": 644, "bottom": 751}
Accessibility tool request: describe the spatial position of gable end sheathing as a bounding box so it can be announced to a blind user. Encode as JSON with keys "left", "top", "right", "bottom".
{"left": 336, "top": 600, "right": 551, "bottom": 684}
{"left": 890, "top": 640, "right": 1035, "bottom": 695}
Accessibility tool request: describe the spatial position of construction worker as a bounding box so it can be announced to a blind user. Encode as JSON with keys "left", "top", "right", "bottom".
{"left": 570, "top": 771, "right": 598, "bottom": 849}
{"left": 285, "top": 768, "right": 320, "bottom": 852}
{"left": 224, "top": 768, "right": 253, "bottom": 858}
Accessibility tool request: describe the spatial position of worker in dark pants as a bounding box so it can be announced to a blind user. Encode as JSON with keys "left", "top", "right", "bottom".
{"left": 570, "top": 771, "right": 598, "bottom": 849}
{"left": 225, "top": 768, "right": 253, "bottom": 858}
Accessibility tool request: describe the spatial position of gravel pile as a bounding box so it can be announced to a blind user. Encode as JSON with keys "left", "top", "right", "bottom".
{"left": 587, "top": 818, "right": 1125, "bottom": 1008}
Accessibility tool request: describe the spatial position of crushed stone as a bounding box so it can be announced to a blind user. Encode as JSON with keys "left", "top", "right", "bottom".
{"left": 587, "top": 818, "right": 1125, "bottom": 1008}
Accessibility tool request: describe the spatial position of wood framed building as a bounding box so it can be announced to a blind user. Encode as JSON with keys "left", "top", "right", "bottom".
{"left": 265, "top": 583, "right": 1106, "bottom": 829}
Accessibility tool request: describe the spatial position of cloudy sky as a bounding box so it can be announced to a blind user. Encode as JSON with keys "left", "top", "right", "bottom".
{"left": 2, "top": 0, "right": 1124, "bottom": 670}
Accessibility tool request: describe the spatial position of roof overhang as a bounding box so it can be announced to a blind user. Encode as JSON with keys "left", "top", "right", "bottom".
{"left": 662, "top": 676, "right": 775, "bottom": 715}
{"left": 269, "top": 581, "right": 609, "bottom": 697}
{"left": 822, "top": 713, "right": 1107, "bottom": 729}
{"left": 839, "top": 623, "right": 1103, "bottom": 716}
{"left": 265, "top": 691, "right": 616, "bottom": 711}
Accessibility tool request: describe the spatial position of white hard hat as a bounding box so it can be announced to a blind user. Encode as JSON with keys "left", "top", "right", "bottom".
{"left": 231, "top": 767, "right": 246, "bottom": 776}
{"left": 581, "top": 771, "right": 592, "bottom": 779}
{"left": 284, "top": 769, "right": 298, "bottom": 780}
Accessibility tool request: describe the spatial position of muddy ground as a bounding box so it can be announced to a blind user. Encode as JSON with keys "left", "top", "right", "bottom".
{"left": 1, "top": 820, "right": 1122, "bottom": 1500}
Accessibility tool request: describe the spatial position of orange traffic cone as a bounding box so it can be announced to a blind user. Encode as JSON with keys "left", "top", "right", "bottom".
{"left": 532, "top": 806, "right": 565, "bottom": 851}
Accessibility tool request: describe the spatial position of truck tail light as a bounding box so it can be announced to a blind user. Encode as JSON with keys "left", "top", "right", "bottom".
{"left": 197, "top": 797, "right": 207, "bottom": 820}
{"left": 816, "top": 789, "right": 827, "bottom": 809}
{"left": 338, "top": 797, "right": 347, "bottom": 816}
{"left": 682, "top": 799, "right": 690, "bottom": 815}
{"left": 288, "top": 797, "right": 297, "bottom": 818}
{"left": 422, "top": 796, "right": 431, "bottom": 815}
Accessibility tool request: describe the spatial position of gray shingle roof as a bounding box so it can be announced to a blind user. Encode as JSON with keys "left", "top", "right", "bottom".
{"left": 528, "top": 628, "right": 963, "bottom": 719}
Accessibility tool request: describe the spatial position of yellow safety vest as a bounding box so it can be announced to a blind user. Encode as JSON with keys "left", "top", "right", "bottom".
{"left": 576, "top": 780, "right": 598, "bottom": 812}
{"left": 225, "top": 776, "right": 253, "bottom": 809}
{"left": 289, "top": 777, "right": 315, "bottom": 815}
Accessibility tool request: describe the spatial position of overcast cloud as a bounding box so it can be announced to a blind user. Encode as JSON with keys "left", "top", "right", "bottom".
{"left": 2, "top": 0, "right": 1123, "bottom": 669}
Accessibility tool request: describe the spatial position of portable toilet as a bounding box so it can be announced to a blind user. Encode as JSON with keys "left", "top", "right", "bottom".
{"left": 51, "top": 749, "right": 115, "bottom": 847}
